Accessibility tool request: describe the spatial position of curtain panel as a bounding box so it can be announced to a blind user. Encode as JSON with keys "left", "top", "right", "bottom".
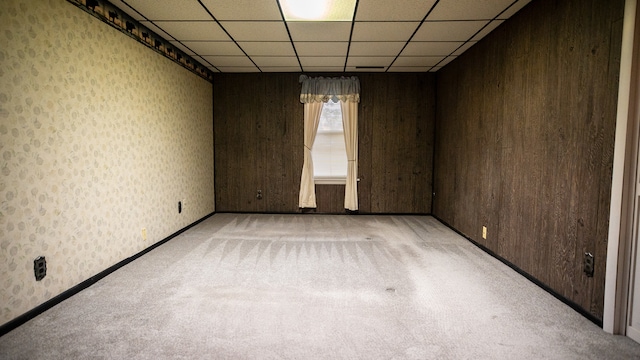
{"left": 298, "top": 75, "right": 360, "bottom": 211}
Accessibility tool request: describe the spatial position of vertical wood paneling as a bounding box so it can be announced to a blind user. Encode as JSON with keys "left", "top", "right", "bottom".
{"left": 214, "top": 73, "right": 436, "bottom": 214}
{"left": 359, "top": 73, "right": 435, "bottom": 214}
{"left": 433, "top": 0, "right": 624, "bottom": 320}
{"left": 214, "top": 73, "right": 303, "bottom": 213}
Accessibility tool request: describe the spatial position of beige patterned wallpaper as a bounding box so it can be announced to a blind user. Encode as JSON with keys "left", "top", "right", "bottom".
{"left": 0, "top": 0, "right": 215, "bottom": 326}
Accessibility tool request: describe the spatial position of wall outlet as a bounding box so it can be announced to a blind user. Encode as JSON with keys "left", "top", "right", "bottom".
{"left": 34, "top": 256, "right": 47, "bottom": 281}
{"left": 141, "top": 228, "right": 147, "bottom": 241}
{"left": 482, "top": 226, "right": 487, "bottom": 239}
{"left": 584, "top": 252, "right": 594, "bottom": 277}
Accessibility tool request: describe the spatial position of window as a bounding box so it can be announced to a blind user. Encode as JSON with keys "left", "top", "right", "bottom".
{"left": 312, "top": 101, "right": 347, "bottom": 184}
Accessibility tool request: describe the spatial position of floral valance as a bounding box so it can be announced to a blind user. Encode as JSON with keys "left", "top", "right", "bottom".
{"left": 299, "top": 75, "right": 360, "bottom": 103}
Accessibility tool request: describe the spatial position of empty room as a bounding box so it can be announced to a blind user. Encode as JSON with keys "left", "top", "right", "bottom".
{"left": 4, "top": 0, "right": 640, "bottom": 358}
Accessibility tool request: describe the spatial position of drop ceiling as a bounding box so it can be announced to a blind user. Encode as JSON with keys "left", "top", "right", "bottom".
{"left": 109, "top": 0, "right": 532, "bottom": 73}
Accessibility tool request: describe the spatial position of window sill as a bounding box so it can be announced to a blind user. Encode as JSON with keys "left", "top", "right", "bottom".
{"left": 314, "top": 177, "right": 346, "bottom": 185}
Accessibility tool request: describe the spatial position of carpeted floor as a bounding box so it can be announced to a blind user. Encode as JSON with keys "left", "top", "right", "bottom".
{"left": 1, "top": 213, "right": 640, "bottom": 359}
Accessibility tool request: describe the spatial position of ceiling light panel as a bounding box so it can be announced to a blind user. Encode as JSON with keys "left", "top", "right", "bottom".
{"left": 220, "top": 22, "right": 290, "bottom": 41}
{"left": 178, "top": 41, "right": 244, "bottom": 56}
{"left": 124, "top": 0, "right": 211, "bottom": 20}
{"left": 351, "top": 22, "right": 420, "bottom": 42}
{"left": 414, "top": 21, "right": 489, "bottom": 41}
{"left": 238, "top": 42, "right": 296, "bottom": 56}
{"left": 288, "top": 22, "right": 352, "bottom": 42}
{"left": 348, "top": 42, "right": 406, "bottom": 56}
{"left": 280, "top": 0, "right": 357, "bottom": 21}
{"left": 199, "top": 0, "right": 282, "bottom": 20}
{"left": 151, "top": 21, "right": 230, "bottom": 41}
{"left": 355, "top": 0, "right": 437, "bottom": 21}
{"left": 427, "top": 0, "right": 515, "bottom": 20}
{"left": 294, "top": 42, "right": 349, "bottom": 56}
{"left": 401, "top": 41, "right": 464, "bottom": 56}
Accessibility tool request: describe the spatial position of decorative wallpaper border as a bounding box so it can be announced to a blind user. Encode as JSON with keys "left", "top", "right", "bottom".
{"left": 66, "top": 0, "right": 214, "bottom": 82}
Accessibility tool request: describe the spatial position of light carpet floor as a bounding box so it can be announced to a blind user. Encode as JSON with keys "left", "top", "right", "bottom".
{"left": 1, "top": 213, "right": 640, "bottom": 359}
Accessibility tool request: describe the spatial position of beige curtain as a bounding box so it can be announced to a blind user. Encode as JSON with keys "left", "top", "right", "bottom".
{"left": 298, "top": 101, "right": 324, "bottom": 208}
{"left": 298, "top": 75, "right": 359, "bottom": 210}
{"left": 341, "top": 100, "right": 358, "bottom": 211}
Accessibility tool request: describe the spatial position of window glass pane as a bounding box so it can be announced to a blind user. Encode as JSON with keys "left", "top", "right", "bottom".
{"left": 313, "top": 101, "right": 347, "bottom": 182}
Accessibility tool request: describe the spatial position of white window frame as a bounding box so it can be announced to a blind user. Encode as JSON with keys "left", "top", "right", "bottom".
{"left": 312, "top": 101, "right": 347, "bottom": 185}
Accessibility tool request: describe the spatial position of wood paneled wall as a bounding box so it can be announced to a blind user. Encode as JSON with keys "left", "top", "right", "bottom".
{"left": 214, "top": 73, "right": 435, "bottom": 214}
{"left": 433, "top": 0, "right": 624, "bottom": 321}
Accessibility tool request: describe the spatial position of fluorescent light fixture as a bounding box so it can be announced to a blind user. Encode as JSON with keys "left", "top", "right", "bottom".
{"left": 280, "top": 0, "right": 357, "bottom": 21}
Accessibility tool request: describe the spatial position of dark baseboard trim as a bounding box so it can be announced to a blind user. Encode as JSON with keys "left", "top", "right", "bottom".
{"left": 0, "top": 212, "right": 216, "bottom": 338}
{"left": 432, "top": 215, "right": 603, "bottom": 328}
{"left": 216, "top": 210, "right": 432, "bottom": 216}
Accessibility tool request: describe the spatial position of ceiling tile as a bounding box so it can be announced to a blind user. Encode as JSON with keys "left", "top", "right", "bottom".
{"left": 238, "top": 42, "right": 296, "bottom": 56}
{"left": 177, "top": 41, "right": 243, "bottom": 56}
{"left": 401, "top": 41, "right": 464, "bottom": 56}
{"left": 303, "top": 66, "right": 346, "bottom": 72}
{"left": 427, "top": 0, "right": 515, "bottom": 20}
{"left": 168, "top": 41, "right": 196, "bottom": 55}
{"left": 294, "top": 42, "right": 349, "bottom": 56}
{"left": 452, "top": 42, "right": 476, "bottom": 56}
{"left": 300, "top": 56, "right": 346, "bottom": 67}
{"left": 201, "top": 55, "right": 255, "bottom": 67}
{"left": 288, "top": 22, "right": 352, "bottom": 42}
{"left": 216, "top": 66, "right": 259, "bottom": 72}
{"left": 351, "top": 22, "right": 419, "bottom": 42}
{"left": 191, "top": 55, "right": 215, "bottom": 68}
{"left": 150, "top": 21, "right": 230, "bottom": 41}
{"left": 124, "top": 0, "right": 211, "bottom": 20}
{"left": 345, "top": 66, "right": 386, "bottom": 72}
{"left": 356, "top": 0, "right": 437, "bottom": 21}
{"left": 349, "top": 42, "right": 406, "bottom": 56}
{"left": 387, "top": 66, "right": 432, "bottom": 72}
{"left": 393, "top": 56, "right": 444, "bottom": 67}
{"left": 414, "top": 21, "right": 488, "bottom": 41}
{"left": 346, "top": 56, "right": 395, "bottom": 68}
{"left": 221, "top": 21, "right": 290, "bottom": 41}
{"left": 252, "top": 57, "right": 300, "bottom": 67}
{"left": 498, "top": 0, "right": 532, "bottom": 19}
{"left": 439, "top": 56, "right": 457, "bottom": 67}
{"left": 199, "top": 0, "right": 283, "bottom": 20}
{"left": 139, "top": 21, "right": 171, "bottom": 38}
{"left": 472, "top": 20, "right": 504, "bottom": 41}
{"left": 260, "top": 66, "right": 302, "bottom": 72}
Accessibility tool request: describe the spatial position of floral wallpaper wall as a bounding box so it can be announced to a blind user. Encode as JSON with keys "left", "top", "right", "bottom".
{"left": 0, "top": 0, "right": 215, "bottom": 326}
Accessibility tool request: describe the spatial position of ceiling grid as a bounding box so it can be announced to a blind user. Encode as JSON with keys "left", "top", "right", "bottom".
{"left": 110, "top": 0, "right": 532, "bottom": 73}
